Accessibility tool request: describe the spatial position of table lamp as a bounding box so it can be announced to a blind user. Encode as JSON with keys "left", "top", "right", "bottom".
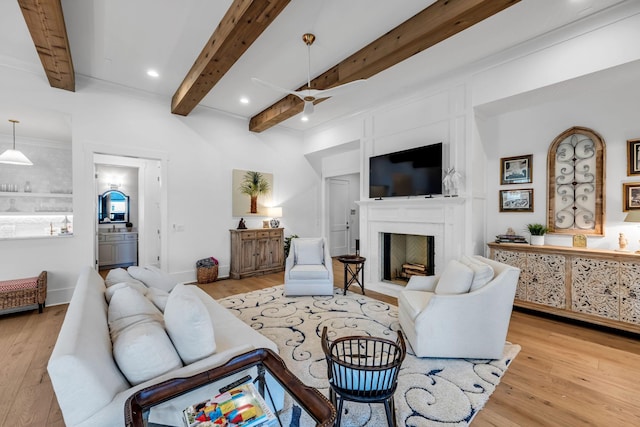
{"left": 624, "top": 210, "right": 640, "bottom": 254}
{"left": 269, "top": 206, "right": 282, "bottom": 228}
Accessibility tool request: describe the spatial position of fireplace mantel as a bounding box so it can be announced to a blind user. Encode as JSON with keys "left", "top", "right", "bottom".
{"left": 356, "top": 196, "right": 468, "bottom": 296}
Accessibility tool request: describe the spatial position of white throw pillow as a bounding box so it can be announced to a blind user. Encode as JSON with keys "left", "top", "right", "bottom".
{"left": 146, "top": 287, "right": 170, "bottom": 312}
{"left": 128, "top": 265, "right": 177, "bottom": 292}
{"left": 112, "top": 320, "right": 183, "bottom": 385}
{"left": 295, "top": 238, "right": 324, "bottom": 265}
{"left": 104, "top": 281, "right": 148, "bottom": 303}
{"left": 108, "top": 286, "right": 163, "bottom": 341}
{"left": 435, "top": 259, "right": 474, "bottom": 295}
{"left": 460, "top": 255, "right": 495, "bottom": 292}
{"left": 105, "top": 268, "right": 146, "bottom": 288}
{"left": 164, "top": 284, "right": 216, "bottom": 364}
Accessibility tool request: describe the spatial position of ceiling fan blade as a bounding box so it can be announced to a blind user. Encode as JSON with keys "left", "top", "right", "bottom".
{"left": 303, "top": 100, "right": 314, "bottom": 115}
{"left": 314, "top": 79, "right": 366, "bottom": 99}
{"left": 251, "top": 77, "right": 305, "bottom": 100}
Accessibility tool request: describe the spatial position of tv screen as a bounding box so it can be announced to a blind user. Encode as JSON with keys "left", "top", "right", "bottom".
{"left": 369, "top": 143, "right": 443, "bottom": 198}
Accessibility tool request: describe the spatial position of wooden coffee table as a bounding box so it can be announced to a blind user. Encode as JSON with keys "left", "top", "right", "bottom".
{"left": 336, "top": 255, "right": 366, "bottom": 295}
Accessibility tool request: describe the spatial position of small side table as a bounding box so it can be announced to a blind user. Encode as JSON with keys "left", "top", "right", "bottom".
{"left": 337, "top": 255, "right": 366, "bottom": 295}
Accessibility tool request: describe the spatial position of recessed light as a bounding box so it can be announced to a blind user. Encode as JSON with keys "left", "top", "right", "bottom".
{"left": 146, "top": 69, "right": 159, "bottom": 78}
{"left": 301, "top": 116, "right": 309, "bottom": 122}
{"left": 240, "top": 97, "right": 250, "bottom": 104}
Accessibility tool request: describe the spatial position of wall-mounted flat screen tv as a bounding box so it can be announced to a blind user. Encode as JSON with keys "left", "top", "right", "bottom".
{"left": 369, "top": 142, "right": 443, "bottom": 198}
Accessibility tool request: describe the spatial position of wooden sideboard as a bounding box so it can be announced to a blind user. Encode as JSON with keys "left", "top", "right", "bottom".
{"left": 230, "top": 228, "right": 284, "bottom": 279}
{"left": 488, "top": 242, "right": 640, "bottom": 334}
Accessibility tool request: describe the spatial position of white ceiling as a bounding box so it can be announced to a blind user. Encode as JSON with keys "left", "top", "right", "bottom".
{"left": 0, "top": 0, "right": 629, "bottom": 136}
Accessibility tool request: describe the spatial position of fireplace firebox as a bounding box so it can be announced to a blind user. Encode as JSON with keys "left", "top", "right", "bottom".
{"left": 382, "top": 233, "right": 434, "bottom": 285}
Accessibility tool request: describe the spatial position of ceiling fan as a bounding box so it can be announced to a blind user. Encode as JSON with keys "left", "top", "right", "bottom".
{"left": 252, "top": 33, "right": 365, "bottom": 116}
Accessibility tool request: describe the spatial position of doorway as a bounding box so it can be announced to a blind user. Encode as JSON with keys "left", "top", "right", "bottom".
{"left": 327, "top": 174, "right": 360, "bottom": 257}
{"left": 94, "top": 154, "right": 162, "bottom": 271}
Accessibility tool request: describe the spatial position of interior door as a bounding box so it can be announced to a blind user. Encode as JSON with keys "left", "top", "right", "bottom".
{"left": 329, "top": 178, "right": 350, "bottom": 256}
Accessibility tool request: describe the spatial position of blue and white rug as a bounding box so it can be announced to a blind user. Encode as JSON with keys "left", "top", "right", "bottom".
{"left": 219, "top": 285, "right": 520, "bottom": 426}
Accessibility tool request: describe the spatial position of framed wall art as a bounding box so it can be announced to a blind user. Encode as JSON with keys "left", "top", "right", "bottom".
{"left": 500, "top": 154, "right": 532, "bottom": 185}
{"left": 622, "top": 182, "right": 640, "bottom": 211}
{"left": 232, "top": 169, "right": 273, "bottom": 217}
{"left": 628, "top": 139, "right": 640, "bottom": 176}
{"left": 499, "top": 188, "right": 534, "bottom": 212}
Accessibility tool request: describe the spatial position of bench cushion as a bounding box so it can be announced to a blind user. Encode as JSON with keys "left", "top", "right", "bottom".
{"left": 0, "top": 276, "right": 38, "bottom": 292}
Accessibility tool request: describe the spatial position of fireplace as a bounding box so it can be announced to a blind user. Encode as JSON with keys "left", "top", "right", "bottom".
{"left": 382, "top": 233, "right": 434, "bottom": 284}
{"left": 356, "top": 197, "right": 468, "bottom": 296}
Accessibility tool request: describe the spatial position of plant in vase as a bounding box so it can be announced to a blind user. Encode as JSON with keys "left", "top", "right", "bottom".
{"left": 526, "top": 223, "right": 548, "bottom": 246}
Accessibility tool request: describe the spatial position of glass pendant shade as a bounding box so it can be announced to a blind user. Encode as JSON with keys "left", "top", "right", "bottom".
{"left": 0, "top": 119, "right": 33, "bottom": 166}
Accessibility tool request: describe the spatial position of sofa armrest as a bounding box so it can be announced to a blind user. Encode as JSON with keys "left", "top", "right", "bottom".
{"left": 405, "top": 275, "right": 439, "bottom": 292}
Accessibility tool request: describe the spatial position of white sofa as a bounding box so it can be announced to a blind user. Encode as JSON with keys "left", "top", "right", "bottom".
{"left": 48, "top": 266, "right": 279, "bottom": 427}
{"left": 284, "top": 237, "right": 334, "bottom": 296}
{"left": 398, "top": 256, "right": 520, "bottom": 359}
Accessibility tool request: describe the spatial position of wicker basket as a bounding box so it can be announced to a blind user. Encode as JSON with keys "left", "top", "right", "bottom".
{"left": 197, "top": 265, "right": 218, "bottom": 284}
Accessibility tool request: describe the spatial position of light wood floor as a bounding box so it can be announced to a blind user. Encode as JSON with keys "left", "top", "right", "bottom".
{"left": 1, "top": 264, "right": 639, "bottom": 426}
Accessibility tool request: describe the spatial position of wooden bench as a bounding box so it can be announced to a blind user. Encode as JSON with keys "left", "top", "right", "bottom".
{"left": 0, "top": 271, "right": 47, "bottom": 315}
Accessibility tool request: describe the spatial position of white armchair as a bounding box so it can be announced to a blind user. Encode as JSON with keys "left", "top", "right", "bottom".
{"left": 398, "top": 255, "right": 520, "bottom": 359}
{"left": 284, "top": 238, "right": 334, "bottom": 296}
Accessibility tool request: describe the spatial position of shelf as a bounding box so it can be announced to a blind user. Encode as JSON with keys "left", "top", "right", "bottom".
{"left": 0, "top": 212, "right": 73, "bottom": 216}
{"left": 0, "top": 192, "right": 72, "bottom": 198}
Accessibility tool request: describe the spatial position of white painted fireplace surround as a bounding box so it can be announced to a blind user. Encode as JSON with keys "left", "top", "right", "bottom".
{"left": 357, "top": 197, "right": 468, "bottom": 297}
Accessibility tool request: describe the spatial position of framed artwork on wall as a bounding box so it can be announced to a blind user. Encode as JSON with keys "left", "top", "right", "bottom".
{"left": 500, "top": 154, "right": 533, "bottom": 185}
{"left": 499, "top": 189, "right": 534, "bottom": 212}
{"left": 622, "top": 182, "right": 640, "bottom": 211}
{"left": 232, "top": 169, "right": 273, "bottom": 217}
{"left": 627, "top": 139, "right": 640, "bottom": 176}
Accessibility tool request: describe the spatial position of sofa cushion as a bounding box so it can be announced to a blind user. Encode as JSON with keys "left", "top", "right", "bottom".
{"left": 108, "top": 286, "right": 163, "bottom": 341}
{"left": 112, "top": 320, "right": 183, "bottom": 386}
{"left": 164, "top": 284, "right": 216, "bottom": 364}
{"left": 295, "top": 238, "right": 324, "bottom": 265}
{"left": 435, "top": 259, "right": 474, "bottom": 295}
{"left": 128, "top": 265, "right": 177, "bottom": 292}
{"left": 105, "top": 267, "right": 146, "bottom": 288}
{"left": 289, "top": 264, "right": 330, "bottom": 280}
{"left": 146, "top": 287, "right": 170, "bottom": 312}
{"left": 104, "top": 281, "right": 148, "bottom": 303}
{"left": 398, "top": 290, "right": 434, "bottom": 320}
{"left": 460, "top": 255, "right": 495, "bottom": 292}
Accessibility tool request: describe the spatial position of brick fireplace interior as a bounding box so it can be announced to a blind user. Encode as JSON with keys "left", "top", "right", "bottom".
{"left": 382, "top": 233, "right": 434, "bottom": 285}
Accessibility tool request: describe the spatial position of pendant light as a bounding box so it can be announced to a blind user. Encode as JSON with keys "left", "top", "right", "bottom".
{"left": 0, "top": 119, "right": 33, "bottom": 166}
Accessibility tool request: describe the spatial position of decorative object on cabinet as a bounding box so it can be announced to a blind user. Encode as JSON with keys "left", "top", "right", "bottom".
{"left": 547, "top": 126, "right": 605, "bottom": 235}
{"left": 572, "top": 234, "right": 587, "bottom": 248}
{"left": 500, "top": 154, "right": 532, "bottom": 185}
{"left": 126, "top": 221, "right": 133, "bottom": 232}
{"left": 269, "top": 206, "right": 282, "bottom": 228}
{"left": 98, "top": 189, "right": 129, "bottom": 223}
{"left": 526, "top": 223, "right": 548, "bottom": 246}
{"left": 622, "top": 182, "right": 640, "bottom": 211}
{"left": 628, "top": 138, "right": 640, "bottom": 176}
{"left": 0, "top": 119, "right": 33, "bottom": 166}
{"left": 262, "top": 220, "right": 269, "bottom": 228}
{"left": 499, "top": 189, "right": 533, "bottom": 212}
{"left": 488, "top": 242, "right": 640, "bottom": 334}
{"left": 232, "top": 169, "right": 273, "bottom": 216}
{"left": 229, "top": 228, "right": 284, "bottom": 279}
{"left": 616, "top": 233, "right": 629, "bottom": 252}
{"left": 237, "top": 218, "right": 247, "bottom": 229}
{"left": 624, "top": 210, "right": 640, "bottom": 253}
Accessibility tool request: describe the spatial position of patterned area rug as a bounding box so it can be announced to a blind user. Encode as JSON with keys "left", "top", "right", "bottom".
{"left": 219, "top": 285, "right": 520, "bottom": 426}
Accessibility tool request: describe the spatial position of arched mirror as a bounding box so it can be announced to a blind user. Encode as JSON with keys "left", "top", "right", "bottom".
{"left": 98, "top": 189, "right": 129, "bottom": 223}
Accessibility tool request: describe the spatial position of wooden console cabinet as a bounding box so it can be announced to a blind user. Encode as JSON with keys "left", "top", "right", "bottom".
{"left": 230, "top": 228, "right": 284, "bottom": 279}
{"left": 488, "top": 242, "right": 640, "bottom": 334}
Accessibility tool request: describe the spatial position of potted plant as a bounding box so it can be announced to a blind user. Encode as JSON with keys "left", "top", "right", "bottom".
{"left": 527, "top": 223, "right": 548, "bottom": 246}
{"left": 126, "top": 222, "right": 133, "bottom": 232}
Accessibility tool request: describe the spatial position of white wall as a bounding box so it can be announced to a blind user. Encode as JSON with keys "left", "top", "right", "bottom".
{"left": 0, "top": 65, "right": 319, "bottom": 304}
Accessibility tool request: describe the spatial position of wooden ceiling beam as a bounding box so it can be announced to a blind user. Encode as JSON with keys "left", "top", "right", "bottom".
{"left": 18, "top": 0, "right": 75, "bottom": 92}
{"left": 249, "top": 0, "right": 520, "bottom": 133}
{"left": 171, "top": 0, "right": 291, "bottom": 116}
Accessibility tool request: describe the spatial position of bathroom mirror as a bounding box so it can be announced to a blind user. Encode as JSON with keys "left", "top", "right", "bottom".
{"left": 98, "top": 190, "right": 129, "bottom": 223}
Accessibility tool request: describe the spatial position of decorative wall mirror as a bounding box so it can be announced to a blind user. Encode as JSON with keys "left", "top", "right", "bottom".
{"left": 547, "top": 126, "right": 605, "bottom": 235}
{"left": 98, "top": 189, "right": 129, "bottom": 223}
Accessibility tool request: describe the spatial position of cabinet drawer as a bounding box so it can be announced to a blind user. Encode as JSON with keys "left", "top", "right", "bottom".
{"left": 241, "top": 232, "right": 257, "bottom": 240}
{"left": 104, "top": 234, "right": 124, "bottom": 241}
{"left": 257, "top": 231, "right": 271, "bottom": 238}
{"left": 269, "top": 230, "right": 281, "bottom": 238}
{"left": 125, "top": 234, "right": 138, "bottom": 240}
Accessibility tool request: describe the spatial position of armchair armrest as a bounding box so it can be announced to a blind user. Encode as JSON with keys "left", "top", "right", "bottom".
{"left": 405, "top": 275, "right": 439, "bottom": 292}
